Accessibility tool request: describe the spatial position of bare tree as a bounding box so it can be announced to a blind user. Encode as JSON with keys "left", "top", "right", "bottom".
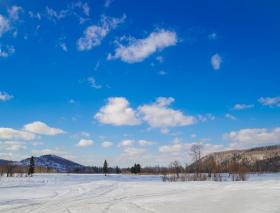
{"left": 169, "top": 161, "right": 181, "bottom": 178}
{"left": 190, "top": 144, "right": 203, "bottom": 176}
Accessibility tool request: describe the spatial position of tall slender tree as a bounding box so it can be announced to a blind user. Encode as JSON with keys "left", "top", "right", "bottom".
{"left": 103, "top": 160, "right": 108, "bottom": 176}
{"left": 28, "top": 156, "right": 35, "bottom": 177}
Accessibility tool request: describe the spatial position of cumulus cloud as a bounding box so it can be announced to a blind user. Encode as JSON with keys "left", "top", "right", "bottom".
{"left": 233, "top": 104, "right": 254, "bottom": 110}
{"left": 0, "top": 128, "right": 36, "bottom": 140}
{"left": 108, "top": 29, "right": 177, "bottom": 63}
{"left": 224, "top": 127, "right": 280, "bottom": 149}
{"left": 119, "top": 139, "right": 134, "bottom": 147}
{"left": 159, "top": 138, "right": 224, "bottom": 162}
{"left": 1, "top": 141, "right": 26, "bottom": 151}
{"left": 101, "top": 141, "right": 113, "bottom": 148}
{"left": 76, "top": 139, "right": 94, "bottom": 147}
{"left": 0, "top": 91, "right": 13, "bottom": 101}
{"left": 95, "top": 97, "right": 140, "bottom": 126}
{"left": 258, "top": 96, "right": 280, "bottom": 107}
{"left": 77, "top": 15, "right": 126, "bottom": 51}
{"left": 123, "top": 147, "right": 145, "bottom": 157}
{"left": 138, "top": 97, "right": 196, "bottom": 128}
{"left": 211, "top": 53, "right": 222, "bottom": 70}
{"left": 138, "top": 140, "right": 153, "bottom": 146}
{"left": 23, "top": 121, "right": 65, "bottom": 136}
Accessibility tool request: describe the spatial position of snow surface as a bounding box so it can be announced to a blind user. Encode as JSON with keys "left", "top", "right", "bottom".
{"left": 0, "top": 174, "right": 280, "bottom": 213}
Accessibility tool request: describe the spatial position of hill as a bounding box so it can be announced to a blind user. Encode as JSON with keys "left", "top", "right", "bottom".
{"left": 192, "top": 145, "right": 280, "bottom": 172}
{"left": 20, "top": 155, "right": 84, "bottom": 172}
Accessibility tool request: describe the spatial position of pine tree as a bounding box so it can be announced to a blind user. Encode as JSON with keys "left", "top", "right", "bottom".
{"left": 103, "top": 160, "right": 108, "bottom": 176}
{"left": 28, "top": 156, "right": 35, "bottom": 177}
{"left": 116, "top": 166, "right": 121, "bottom": 174}
{"left": 136, "top": 164, "right": 141, "bottom": 174}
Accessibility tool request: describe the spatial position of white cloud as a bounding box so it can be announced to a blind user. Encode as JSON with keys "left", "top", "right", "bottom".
{"left": 156, "top": 56, "right": 164, "bottom": 63}
{"left": 108, "top": 29, "right": 177, "bottom": 63}
{"left": 77, "top": 15, "right": 126, "bottom": 51}
{"left": 138, "top": 97, "right": 196, "bottom": 128}
{"left": 0, "top": 128, "right": 36, "bottom": 140}
{"left": 0, "top": 15, "right": 10, "bottom": 37}
{"left": 123, "top": 147, "right": 145, "bottom": 157}
{"left": 8, "top": 6, "right": 23, "bottom": 21}
{"left": 258, "top": 96, "right": 280, "bottom": 107}
{"left": 211, "top": 53, "right": 222, "bottom": 70}
{"left": 158, "top": 70, "right": 167, "bottom": 76}
{"left": 2, "top": 141, "right": 26, "bottom": 151}
{"left": 119, "top": 139, "right": 134, "bottom": 147}
{"left": 233, "top": 104, "right": 254, "bottom": 110}
{"left": 46, "top": 7, "right": 68, "bottom": 21}
{"left": 23, "top": 121, "right": 65, "bottom": 136}
{"left": 0, "top": 46, "right": 15, "bottom": 57}
{"left": 224, "top": 127, "right": 280, "bottom": 149}
{"left": 77, "top": 139, "right": 94, "bottom": 147}
{"left": 88, "top": 77, "right": 102, "bottom": 89}
{"left": 225, "top": 113, "right": 237, "bottom": 121}
{"left": 101, "top": 141, "right": 113, "bottom": 148}
{"left": 59, "top": 42, "right": 68, "bottom": 52}
{"left": 28, "top": 11, "right": 41, "bottom": 20}
{"left": 198, "top": 114, "right": 215, "bottom": 122}
{"left": 0, "top": 91, "right": 13, "bottom": 101}
{"left": 138, "top": 140, "right": 153, "bottom": 146}
{"left": 95, "top": 97, "right": 140, "bottom": 126}
{"left": 159, "top": 138, "right": 224, "bottom": 161}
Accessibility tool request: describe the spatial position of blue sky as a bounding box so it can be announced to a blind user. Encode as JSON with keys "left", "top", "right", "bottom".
{"left": 0, "top": 0, "right": 280, "bottom": 167}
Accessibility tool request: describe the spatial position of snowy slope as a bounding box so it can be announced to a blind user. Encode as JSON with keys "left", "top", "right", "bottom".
{"left": 0, "top": 174, "right": 279, "bottom": 213}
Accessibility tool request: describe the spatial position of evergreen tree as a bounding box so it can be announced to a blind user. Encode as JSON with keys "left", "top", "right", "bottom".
{"left": 116, "top": 166, "right": 121, "bottom": 174}
{"left": 103, "top": 160, "right": 108, "bottom": 176}
{"left": 130, "top": 165, "right": 136, "bottom": 174}
{"left": 28, "top": 156, "right": 35, "bottom": 177}
{"left": 136, "top": 164, "right": 141, "bottom": 174}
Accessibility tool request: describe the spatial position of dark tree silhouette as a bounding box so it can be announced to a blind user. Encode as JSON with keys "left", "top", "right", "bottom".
{"left": 115, "top": 166, "right": 121, "bottom": 174}
{"left": 28, "top": 156, "right": 35, "bottom": 177}
{"left": 103, "top": 160, "right": 108, "bottom": 176}
{"left": 131, "top": 164, "right": 141, "bottom": 174}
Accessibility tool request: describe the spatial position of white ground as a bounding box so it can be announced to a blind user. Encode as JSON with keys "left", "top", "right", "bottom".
{"left": 0, "top": 174, "right": 280, "bottom": 213}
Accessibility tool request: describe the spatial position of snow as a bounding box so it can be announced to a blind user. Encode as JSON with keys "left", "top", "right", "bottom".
{"left": 0, "top": 174, "right": 280, "bottom": 213}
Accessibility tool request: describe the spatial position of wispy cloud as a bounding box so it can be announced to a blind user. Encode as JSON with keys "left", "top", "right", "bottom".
{"left": 77, "top": 15, "right": 126, "bottom": 51}
{"left": 258, "top": 96, "right": 280, "bottom": 107}
{"left": 108, "top": 29, "right": 177, "bottom": 63}
{"left": 0, "top": 91, "right": 13, "bottom": 101}
{"left": 225, "top": 113, "right": 237, "bottom": 121}
{"left": 87, "top": 77, "right": 102, "bottom": 89}
{"left": 233, "top": 104, "right": 254, "bottom": 110}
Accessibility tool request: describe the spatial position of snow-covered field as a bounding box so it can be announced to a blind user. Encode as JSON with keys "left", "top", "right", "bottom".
{"left": 0, "top": 174, "right": 280, "bottom": 213}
